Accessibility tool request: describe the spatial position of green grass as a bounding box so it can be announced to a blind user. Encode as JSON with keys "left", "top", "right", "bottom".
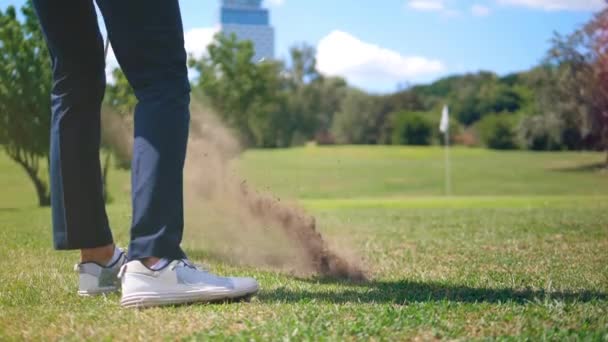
{"left": 1, "top": 146, "right": 607, "bottom": 340}
{"left": 238, "top": 146, "right": 608, "bottom": 198}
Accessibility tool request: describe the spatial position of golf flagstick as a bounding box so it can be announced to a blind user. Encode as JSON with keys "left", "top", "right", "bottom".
{"left": 440, "top": 105, "right": 451, "bottom": 196}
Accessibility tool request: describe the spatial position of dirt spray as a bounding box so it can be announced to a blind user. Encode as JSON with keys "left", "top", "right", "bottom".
{"left": 102, "top": 101, "right": 366, "bottom": 280}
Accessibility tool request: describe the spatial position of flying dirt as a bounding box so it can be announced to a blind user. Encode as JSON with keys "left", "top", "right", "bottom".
{"left": 102, "top": 101, "right": 366, "bottom": 281}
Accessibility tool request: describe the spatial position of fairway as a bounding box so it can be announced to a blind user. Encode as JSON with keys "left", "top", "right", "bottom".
{"left": 1, "top": 146, "right": 607, "bottom": 340}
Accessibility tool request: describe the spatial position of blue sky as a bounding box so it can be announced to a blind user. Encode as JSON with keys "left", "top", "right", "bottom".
{"left": 1, "top": 0, "right": 605, "bottom": 92}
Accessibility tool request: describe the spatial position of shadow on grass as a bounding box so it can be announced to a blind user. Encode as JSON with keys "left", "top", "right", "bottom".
{"left": 259, "top": 278, "right": 607, "bottom": 305}
{"left": 182, "top": 249, "right": 607, "bottom": 305}
{"left": 552, "top": 162, "right": 607, "bottom": 173}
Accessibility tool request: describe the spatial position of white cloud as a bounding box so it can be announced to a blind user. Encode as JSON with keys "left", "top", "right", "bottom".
{"left": 184, "top": 27, "right": 219, "bottom": 59}
{"left": 407, "top": 0, "right": 445, "bottom": 11}
{"left": 471, "top": 4, "right": 491, "bottom": 16}
{"left": 316, "top": 30, "right": 445, "bottom": 91}
{"left": 497, "top": 0, "right": 606, "bottom": 11}
{"left": 406, "top": 0, "right": 463, "bottom": 17}
{"left": 184, "top": 27, "right": 219, "bottom": 80}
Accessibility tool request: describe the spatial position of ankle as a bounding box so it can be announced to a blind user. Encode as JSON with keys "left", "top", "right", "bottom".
{"left": 141, "top": 257, "right": 161, "bottom": 268}
{"left": 80, "top": 244, "right": 115, "bottom": 265}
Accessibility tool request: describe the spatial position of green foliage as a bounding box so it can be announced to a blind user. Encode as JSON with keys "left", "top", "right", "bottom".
{"left": 287, "top": 43, "right": 319, "bottom": 87}
{"left": 307, "top": 76, "right": 349, "bottom": 138}
{"left": 417, "top": 106, "right": 462, "bottom": 145}
{"left": 0, "top": 3, "right": 52, "bottom": 206}
{"left": 102, "top": 7, "right": 605, "bottom": 159}
{"left": 190, "top": 38, "right": 350, "bottom": 147}
{"left": 479, "top": 83, "right": 522, "bottom": 114}
{"left": 390, "top": 111, "right": 433, "bottom": 145}
{"left": 411, "top": 72, "right": 524, "bottom": 126}
{"left": 331, "top": 89, "right": 378, "bottom": 144}
{"left": 283, "top": 44, "right": 349, "bottom": 144}
{"left": 517, "top": 113, "right": 564, "bottom": 151}
{"left": 512, "top": 66, "right": 579, "bottom": 151}
{"left": 438, "top": 118, "right": 462, "bottom": 145}
{"left": 190, "top": 33, "right": 291, "bottom": 147}
{"left": 545, "top": 8, "right": 608, "bottom": 161}
{"left": 104, "top": 68, "right": 136, "bottom": 117}
{"left": 477, "top": 114, "right": 517, "bottom": 150}
{"left": 375, "top": 90, "right": 425, "bottom": 144}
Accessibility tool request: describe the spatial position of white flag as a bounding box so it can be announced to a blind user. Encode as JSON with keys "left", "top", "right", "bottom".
{"left": 439, "top": 105, "right": 449, "bottom": 133}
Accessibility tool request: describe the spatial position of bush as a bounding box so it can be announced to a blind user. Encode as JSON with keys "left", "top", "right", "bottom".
{"left": 432, "top": 114, "right": 461, "bottom": 145}
{"left": 517, "top": 113, "right": 564, "bottom": 151}
{"left": 391, "top": 111, "right": 433, "bottom": 145}
{"left": 331, "top": 89, "right": 379, "bottom": 144}
{"left": 453, "top": 129, "right": 479, "bottom": 147}
{"left": 477, "top": 114, "right": 517, "bottom": 149}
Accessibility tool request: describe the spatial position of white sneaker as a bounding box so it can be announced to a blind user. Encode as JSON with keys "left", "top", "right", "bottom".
{"left": 118, "top": 259, "right": 259, "bottom": 308}
{"left": 74, "top": 249, "right": 127, "bottom": 296}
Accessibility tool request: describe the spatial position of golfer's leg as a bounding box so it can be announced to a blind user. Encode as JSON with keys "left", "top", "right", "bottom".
{"left": 32, "top": 0, "right": 113, "bottom": 250}
{"left": 96, "top": 0, "right": 190, "bottom": 260}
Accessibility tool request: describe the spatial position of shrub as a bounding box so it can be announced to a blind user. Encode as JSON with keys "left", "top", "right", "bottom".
{"left": 391, "top": 112, "right": 433, "bottom": 145}
{"left": 517, "top": 113, "right": 564, "bottom": 151}
{"left": 477, "top": 114, "right": 517, "bottom": 149}
{"left": 331, "top": 89, "right": 379, "bottom": 144}
{"left": 453, "top": 129, "right": 479, "bottom": 147}
{"left": 433, "top": 115, "right": 461, "bottom": 145}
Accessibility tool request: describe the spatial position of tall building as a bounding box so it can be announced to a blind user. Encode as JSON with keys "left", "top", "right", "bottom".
{"left": 220, "top": 0, "right": 275, "bottom": 62}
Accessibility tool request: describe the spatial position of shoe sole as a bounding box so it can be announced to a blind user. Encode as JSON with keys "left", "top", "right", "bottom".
{"left": 120, "top": 286, "right": 259, "bottom": 308}
{"left": 78, "top": 286, "right": 119, "bottom": 297}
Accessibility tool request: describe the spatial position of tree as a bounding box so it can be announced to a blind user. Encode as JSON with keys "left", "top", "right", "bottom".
{"left": 477, "top": 83, "right": 522, "bottom": 115}
{"left": 0, "top": 4, "right": 52, "bottom": 206}
{"left": 311, "top": 76, "right": 348, "bottom": 143}
{"left": 411, "top": 71, "right": 524, "bottom": 127}
{"left": 286, "top": 43, "right": 320, "bottom": 87}
{"left": 190, "top": 33, "right": 288, "bottom": 147}
{"left": 515, "top": 66, "right": 579, "bottom": 151}
{"left": 547, "top": 8, "right": 608, "bottom": 163}
{"left": 282, "top": 43, "right": 323, "bottom": 143}
{"left": 282, "top": 44, "right": 351, "bottom": 144}
{"left": 477, "top": 114, "right": 517, "bottom": 150}
{"left": 375, "top": 89, "right": 425, "bottom": 144}
{"left": 390, "top": 111, "right": 433, "bottom": 145}
{"left": 446, "top": 72, "right": 497, "bottom": 125}
{"left": 105, "top": 68, "right": 136, "bottom": 117}
{"left": 331, "top": 89, "right": 379, "bottom": 144}
{"left": 517, "top": 112, "right": 564, "bottom": 151}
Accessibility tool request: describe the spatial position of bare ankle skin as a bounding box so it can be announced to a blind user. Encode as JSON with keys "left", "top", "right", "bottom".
{"left": 80, "top": 244, "right": 115, "bottom": 265}
{"left": 141, "top": 257, "right": 161, "bottom": 268}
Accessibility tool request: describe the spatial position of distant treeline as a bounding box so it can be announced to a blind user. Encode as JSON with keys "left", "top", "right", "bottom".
{"left": 1, "top": 3, "right": 606, "bottom": 206}
{"left": 99, "top": 10, "right": 608, "bottom": 157}
{"left": 178, "top": 9, "right": 606, "bottom": 155}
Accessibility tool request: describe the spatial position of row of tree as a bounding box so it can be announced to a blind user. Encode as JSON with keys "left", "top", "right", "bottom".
{"left": 181, "top": 9, "right": 607, "bottom": 156}
{"left": 0, "top": 2, "right": 606, "bottom": 206}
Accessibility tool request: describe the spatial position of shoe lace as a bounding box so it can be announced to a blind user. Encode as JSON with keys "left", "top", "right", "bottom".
{"left": 117, "top": 259, "right": 210, "bottom": 279}
{"left": 171, "top": 259, "right": 209, "bottom": 272}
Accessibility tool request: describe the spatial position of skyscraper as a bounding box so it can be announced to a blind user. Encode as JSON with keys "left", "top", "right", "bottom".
{"left": 220, "top": 0, "right": 275, "bottom": 62}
